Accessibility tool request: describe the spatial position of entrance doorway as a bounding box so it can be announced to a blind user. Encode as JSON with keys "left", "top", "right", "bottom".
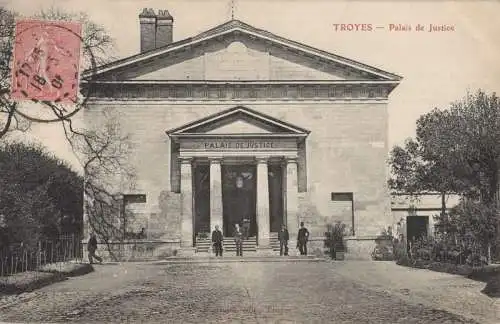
{"left": 268, "top": 162, "right": 284, "bottom": 232}
{"left": 222, "top": 164, "right": 257, "bottom": 237}
{"left": 193, "top": 164, "right": 210, "bottom": 236}
{"left": 406, "top": 216, "right": 429, "bottom": 244}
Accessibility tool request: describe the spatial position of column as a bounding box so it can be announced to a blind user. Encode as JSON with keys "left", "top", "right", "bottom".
{"left": 256, "top": 158, "right": 270, "bottom": 246}
{"left": 210, "top": 158, "right": 223, "bottom": 233}
{"left": 286, "top": 157, "right": 299, "bottom": 249}
{"left": 180, "top": 157, "right": 193, "bottom": 247}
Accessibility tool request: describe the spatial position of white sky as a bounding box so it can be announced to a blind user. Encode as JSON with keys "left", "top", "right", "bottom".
{"left": 2, "top": 0, "right": 500, "bottom": 171}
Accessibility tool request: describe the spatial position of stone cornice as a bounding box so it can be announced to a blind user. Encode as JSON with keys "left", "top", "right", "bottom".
{"left": 83, "top": 82, "right": 394, "bottom": 101}
{"left": 87, "top": 99, "right": 389, "bottom": 105}
{"left": 85, "top": 80, "right": 398, "bottom": 85}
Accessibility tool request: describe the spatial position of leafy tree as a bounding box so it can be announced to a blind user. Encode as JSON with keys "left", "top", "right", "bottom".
{"left": 0, "top": 141, "right": 83, "bottom": 247}
{"left": 389, "top": 89, "right": 500, "bottom": 257}
{"left": 390, "top": 90, "right": 500, "bottom": 197}
{"left": 436, "top": 199, "right": 497, "bottom": 260}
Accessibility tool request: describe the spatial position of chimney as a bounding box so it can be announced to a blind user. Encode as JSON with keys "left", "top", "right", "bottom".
{"left": 139, "top": 8, "right": 156, "bottom": 52}
{"left": 155, "top": 10, "right": 174, "bottom": 48}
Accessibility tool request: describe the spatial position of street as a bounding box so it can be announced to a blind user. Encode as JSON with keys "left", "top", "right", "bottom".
{"left": 0, "top": 260, "right": 492, "bottom": 323}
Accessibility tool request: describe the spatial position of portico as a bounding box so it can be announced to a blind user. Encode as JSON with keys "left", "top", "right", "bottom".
{"left": 167, "top": 106, "right": 308, "bottom": 248}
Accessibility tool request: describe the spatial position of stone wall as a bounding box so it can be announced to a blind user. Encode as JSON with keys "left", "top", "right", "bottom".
{"left": 94, "top": 240, "right": 180, "bottom": 261}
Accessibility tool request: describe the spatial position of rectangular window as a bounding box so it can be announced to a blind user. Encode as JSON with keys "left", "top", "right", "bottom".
{"left": 123, "top": 194, "right": 147, "bottom": 204}
{"left": 331, "top": 192, "right": 353, "bottom": 201}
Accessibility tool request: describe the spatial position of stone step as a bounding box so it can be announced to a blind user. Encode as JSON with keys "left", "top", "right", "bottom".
{"left": 196, "top": 237, "right": 257, "bottom": 249}
{"left": 153, "top": 255, "right": 325, "bottom": 264}
{"left": 195, "top": 235, "right": 288, "bottom": 252}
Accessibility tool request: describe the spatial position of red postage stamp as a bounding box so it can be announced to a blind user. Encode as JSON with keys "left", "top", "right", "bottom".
{"left": 10, "top": 20, "right": 82, "bottom": 104}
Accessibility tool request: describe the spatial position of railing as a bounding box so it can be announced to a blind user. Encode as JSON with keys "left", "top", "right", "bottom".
{"left": 393, "top": 235, "right": 491, "bottom": 268}
{"left": 0, "top": 234, "right": 83, "bottom": 277}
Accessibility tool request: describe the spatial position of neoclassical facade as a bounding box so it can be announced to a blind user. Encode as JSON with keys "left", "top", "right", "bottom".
{"left": 83, "top": 9, "right": 402, "bottom": 257}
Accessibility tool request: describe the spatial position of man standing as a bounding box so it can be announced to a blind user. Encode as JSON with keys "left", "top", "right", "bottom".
{"left": 297, "top": 222, "right": 310, "bottom": 256}
{"left": 242, "top": 218, "right": 250, "bottom": 240}
{"left": 87, "top": 233, "right": 103, "bottom": 264}
{"left": 137, "top": 227, "right": 146, "bottom": 239}
{"left": 211, "top": 225, "right": 224, "bottom": 257}
{"left": 278, "top": 224, "right": 289, "bottom": 256}
{"left": 233, "top": 223, "right": 243, "bottom": 257}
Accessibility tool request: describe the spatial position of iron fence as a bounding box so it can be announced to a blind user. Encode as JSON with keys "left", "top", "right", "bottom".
{"left": 393, "top": 234, "right": 491, "bottom": 268}
{"left": 0, "top": 234, "right": 83, "bottom": 277}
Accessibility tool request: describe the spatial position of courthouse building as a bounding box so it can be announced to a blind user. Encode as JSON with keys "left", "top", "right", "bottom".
{"left": 83, "top": 9, "right": 402, "bottom": 257}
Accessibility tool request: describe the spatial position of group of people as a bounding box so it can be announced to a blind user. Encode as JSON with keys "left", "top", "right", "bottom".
{"left": 87, "top": 221, "right": 311, "bottom": 262}
{"left": 211, "top": 222, "right": 310, "bottom": 257}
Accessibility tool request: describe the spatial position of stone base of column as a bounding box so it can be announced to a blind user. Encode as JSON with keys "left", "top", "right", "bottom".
{"left": 287, "top": 239, "right": 299, "bottom": 256}
{"left": 257, "top": 236, "right": 270, "bottom": 248}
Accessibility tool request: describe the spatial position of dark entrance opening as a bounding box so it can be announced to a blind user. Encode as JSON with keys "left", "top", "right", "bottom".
{"left": 222, "top": 164, "right": 257, "bottom": 237}
{"left": 193, "top": 164, "right": 210, "bottom": 236}
{"left": 406, "top": 215, "right": 429, "bottom": 244}
{"left": 268, "top": 162, "right": 284, "bottom": 232}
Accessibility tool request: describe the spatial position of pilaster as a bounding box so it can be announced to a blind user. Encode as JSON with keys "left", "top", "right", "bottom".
{"left": 256, "top": 157, "right": 270, "bottom": 247}
{"left": 286, "top": 157, "right": 299, "bottom": 252}
{"left": 209, "top": 158, "right": 223, "bottom": 233}
{"left": 180, "top": 157, "right": 194, "bottom": 247}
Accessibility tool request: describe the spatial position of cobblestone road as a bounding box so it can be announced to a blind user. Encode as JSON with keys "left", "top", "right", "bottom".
{"left": 0, "top": 261, "right": 483, "bottom": 323}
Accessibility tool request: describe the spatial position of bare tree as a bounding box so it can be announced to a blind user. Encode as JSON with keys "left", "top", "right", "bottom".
{"left": 0, "top": 6, "right": 116, "bottom": 139}
{"left": 0, "top": 6, "right": 134, "bottom": 261}
{"left": 0, "top": 8, "right": 30, "bottom": 138}
{"left": 61, "top": 107, "right": 136, "bottom": 261}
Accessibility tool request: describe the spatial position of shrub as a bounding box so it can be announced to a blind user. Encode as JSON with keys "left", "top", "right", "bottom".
{"left": 372, "top": 227, "right": 395, "bottom": 261}
{"left": 324, "top": 221, "right": 348, "bottom": 259}
{"left": 372, "top": 245, "right": 394, "bottom": 261}
{"left": 395, "top": 253, "right": 413, "bottom": 267}
{"left": 482, "top": 273, "right": 500, "bottom": 297}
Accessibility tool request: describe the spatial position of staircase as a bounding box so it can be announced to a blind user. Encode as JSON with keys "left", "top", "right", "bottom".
{"left": 196, "top": 233, "right": 287, "bottom": 253}
{"left": 270, "top": 232, "right": 281, "bottom": 252}
{"left": 195, "top": 236, "right": 257, "bottom": 253}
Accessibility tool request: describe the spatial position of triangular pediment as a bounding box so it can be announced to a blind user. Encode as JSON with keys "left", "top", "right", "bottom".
{"left": 166, "top": 106, "right": 309, "bottom": 137}
{"left": 84, "top": 20, "right": 402, "bottom": 83}
{"left": 205, "top": 120, "right": 272, "bottom": 134}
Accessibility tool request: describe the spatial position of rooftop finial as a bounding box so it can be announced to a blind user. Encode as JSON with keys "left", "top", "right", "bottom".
{"left": 230, "top": 0, "right": 236, "bottom": 20}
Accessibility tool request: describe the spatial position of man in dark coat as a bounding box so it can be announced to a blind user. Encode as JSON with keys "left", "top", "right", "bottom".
{"left": 278, "top": 224, "right": 289, "bottom": 256}
{"left": 242, "top": 218, "right": 250, "bottom": 240}
{"left": 87, "top": 233, "right": 103, "bottom": 264}
{"left": 233, "top": 224, "right": 243, "bottom": 257}
{"left": 297, "top": 222, "right": 310, "bottom": 256}
{"left": 211, "top": 225, "right": 224, "bottom": 257}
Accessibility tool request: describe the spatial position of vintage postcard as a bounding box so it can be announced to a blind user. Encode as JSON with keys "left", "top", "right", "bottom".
{"left": 0, "top": 0, "right": 499, "bottom": 323}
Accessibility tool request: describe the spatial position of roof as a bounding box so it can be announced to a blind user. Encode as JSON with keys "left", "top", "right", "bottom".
{"left": 83, "top": 19, "right": 402, "bottom": 82}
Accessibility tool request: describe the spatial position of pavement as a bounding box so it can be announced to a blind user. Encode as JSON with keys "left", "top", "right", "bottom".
{"left": 332, "top": 261, "right": 500, "bottom": 324}
{"left": 0, "top": 259, "right": 497, "bottom": 323}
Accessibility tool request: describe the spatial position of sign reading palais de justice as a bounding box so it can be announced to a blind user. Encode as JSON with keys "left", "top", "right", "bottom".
{"left": 180, "top": 138, "right": 297, "bottom": 151}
